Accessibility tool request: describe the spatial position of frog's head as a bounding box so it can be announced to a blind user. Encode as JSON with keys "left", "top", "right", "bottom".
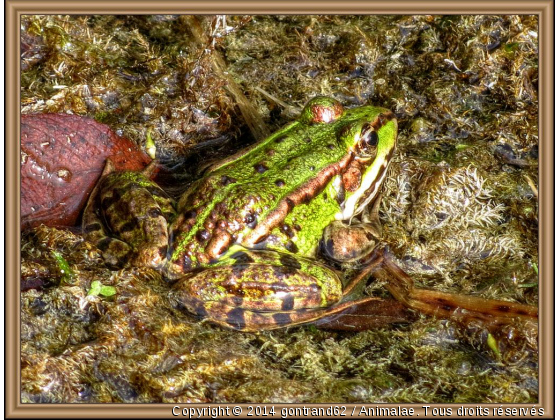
{"left": 304, "top": 99, "right": 397, "bottom": 221}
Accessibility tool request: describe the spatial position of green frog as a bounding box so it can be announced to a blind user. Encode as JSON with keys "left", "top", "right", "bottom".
{"left": 83, "top": 97, "right": 398, "bottom": 331}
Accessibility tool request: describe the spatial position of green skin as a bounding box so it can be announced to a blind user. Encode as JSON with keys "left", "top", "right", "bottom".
{"left": 83, "top": 97, "right": 398, "bottom": 330}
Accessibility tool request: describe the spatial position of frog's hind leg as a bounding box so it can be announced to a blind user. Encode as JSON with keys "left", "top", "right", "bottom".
{"left": 83, "top": 158, "right": 175, "bottom": 269}
{"left": 373, "top": 249, "right": 538, "bottom": 330}
{"left": 82, "top": 160, "right": 132, "bottom": 267}
{"left": 169, "top": 250, "right": 344, "bottom": 331}
{"left": 173, "top": 294, "right": 359, "bottom": 331}
{"left": 176, "top": 295, "right": 413, "bottom": 332}
{"left": 169, "top": 250, "right": 408, "bottom": 332}
{"left": 172, "top": 295, "right": 321, "bottom": 331}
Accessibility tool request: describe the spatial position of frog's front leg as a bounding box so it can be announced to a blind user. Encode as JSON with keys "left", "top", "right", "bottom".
{"left": 169, "top": 250, "right": 344, "bottom": 331}
{"left": 83, "top": 159, "right": 176, "bottom": 269}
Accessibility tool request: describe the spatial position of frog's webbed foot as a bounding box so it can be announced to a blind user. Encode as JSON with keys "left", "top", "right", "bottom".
{"left": 372, "top": 248, "right": 538, "bottom": 334}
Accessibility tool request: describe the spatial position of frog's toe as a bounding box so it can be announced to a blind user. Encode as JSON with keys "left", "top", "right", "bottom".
{"left": 134, "top": 245, "right": 168, "bottom": 269}
{"left": 96, "top": 237, "right": 133, "bottom": 268}
{"left": 321, "top": 221, "right": 379, "bottom": 263}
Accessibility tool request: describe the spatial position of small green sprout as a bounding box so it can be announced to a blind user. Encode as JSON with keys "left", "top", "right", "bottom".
{"left": 307, "top": 325, "right": 319, "bottom": 334}
{"left": 519, "top": 282, "right": 538, "bottom": 288}
{"left": 504, "top": 42, "right": 519, "bottom": 53}
{"left": 88, "top": 280, "right": 117, "bottom": 297}
{"left": 487, "top": 333, "right": 501, "bottom": 358}
{"left": 146, "top": 127, "right": 156, "bottom": 159}
{"left": 51, "top": 251, "right": 74, "bottom": 284}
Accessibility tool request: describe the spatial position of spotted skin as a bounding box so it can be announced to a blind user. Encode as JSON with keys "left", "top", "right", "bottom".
{"left": 84, "top": 97, "right": 403, "bottom": 330}
{"left": 172, "top": 249, "right": 342, "bottom": 313}
{"left": 84, "top": 98, "right": 538, "bottom": 333}
{"left": 83, "top": 160, "right": 176, "bottom": 269}
{"left": 165, "top": 106, "right": 397, "bottom": 279}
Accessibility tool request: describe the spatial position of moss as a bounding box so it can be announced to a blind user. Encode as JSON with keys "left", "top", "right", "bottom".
{"left": 21, "top": 15, "right": 538, "bottom": 403}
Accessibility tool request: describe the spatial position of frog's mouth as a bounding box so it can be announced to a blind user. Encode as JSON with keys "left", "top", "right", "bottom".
{"left": 336, "top": 153, "right": 391, "bottom": 220}
{"left": 336, "top": 119, "right": 397, "bottom": 221}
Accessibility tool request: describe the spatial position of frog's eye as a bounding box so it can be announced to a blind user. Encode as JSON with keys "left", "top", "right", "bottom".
{"left": 357, "top": 124, "right": 379, "bottom": 156}
{"left": 364, "top": 130, "right": 379, "bottom": 147}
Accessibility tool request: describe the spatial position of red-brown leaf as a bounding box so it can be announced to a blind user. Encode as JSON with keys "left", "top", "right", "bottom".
{"left": 21, "top": 114, "right": 151, "bottom": 229}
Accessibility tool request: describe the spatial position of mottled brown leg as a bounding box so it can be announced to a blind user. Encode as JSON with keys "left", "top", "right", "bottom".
{"left": 82, "top": 159, "right": 132, "bottom": 267}
{"left": 372, "top": 249, "right": 538, "bottom": 330}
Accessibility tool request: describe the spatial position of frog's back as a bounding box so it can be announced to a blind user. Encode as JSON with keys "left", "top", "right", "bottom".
{"left": 165, "top": 98, "right": 397, "bottom": 278}
{"left": 166, "top": 126, "right": 353, "bottom": 275}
